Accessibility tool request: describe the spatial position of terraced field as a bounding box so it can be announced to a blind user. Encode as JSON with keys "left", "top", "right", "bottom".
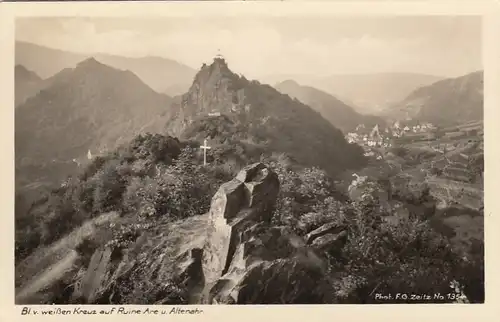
{"left": 359, "top": 121, "right": 484, "bottom": 253}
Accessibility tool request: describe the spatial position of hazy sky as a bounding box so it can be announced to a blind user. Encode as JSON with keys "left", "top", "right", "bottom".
{"left": 16, "top": 16, "right": 482, "bottom": 79}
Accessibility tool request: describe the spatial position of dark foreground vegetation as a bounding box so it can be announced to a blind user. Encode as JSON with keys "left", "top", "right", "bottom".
{"left": 15, "top": 133, "right": 484, "bottom": 304}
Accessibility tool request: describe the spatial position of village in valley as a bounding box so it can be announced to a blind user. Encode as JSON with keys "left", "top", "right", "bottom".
{"left": 343, "top": 117, "right": 483, "bottom": 215}
{"left": 346, "top": 121, "right": 435, "bottom": 148}
{"left": 345, "top": 121, "right": 437, "bottom": 159}
{"left": 345, "top": 119, "right": 483, "bottom": 163}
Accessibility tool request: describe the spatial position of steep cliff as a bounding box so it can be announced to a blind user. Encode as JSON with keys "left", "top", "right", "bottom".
{"left": 167, "top": 58, "right": 366, "bottom": 177}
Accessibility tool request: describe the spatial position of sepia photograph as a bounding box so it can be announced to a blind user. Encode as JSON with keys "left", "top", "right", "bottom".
{"left": 12, "top": 13, "right": 485, "bottom": 305}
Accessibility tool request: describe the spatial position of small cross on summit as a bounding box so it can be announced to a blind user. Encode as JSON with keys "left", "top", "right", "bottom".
{"left": 215, "top": 49, "right": 224, "bottom": 60}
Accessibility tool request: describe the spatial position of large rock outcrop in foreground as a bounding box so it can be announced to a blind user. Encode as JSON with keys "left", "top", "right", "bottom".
{"left": 15, "top": 163, "right": 337, "bottom": 305}
{"left": 202, "top": 162, "right": 334, "bottom": 304}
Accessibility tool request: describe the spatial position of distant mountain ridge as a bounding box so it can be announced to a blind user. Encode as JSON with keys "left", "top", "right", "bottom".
{"left": 274, "top": 79, "right": 385, "bottom": 132}
{"left": 15, "top": 65, "right": 43, "bottom": 106}
{"left": 15, "top": 57, "right": 172, "bottom": 190}
{"left": 383, "top": 71, "right": 483, "bottom": 125}
{"left": 167, "top": 58, "right": 367, "bottom": 176}
{"left": 263, "top": 72, "right": 444, "bottom": 115}
{"left": 15, "top": 41, "right": 196, "bottom": 94}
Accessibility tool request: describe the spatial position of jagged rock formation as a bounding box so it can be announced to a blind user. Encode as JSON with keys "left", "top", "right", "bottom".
{"left": 16, "top": 162, "right": 340, "bottom": 305}
{"left": 76, "top": 247, "right": 114, "bottom": 303}
{"left": 17, "top": 163, "right": 338, "bottom": 304}
{"left": 202, "top": 163, "right": 281, "bottom": 289}
{"left": 70, "top": 215, "right": 210, "bottom": 305}
{"left": 201, "top": 162, "right": 333, "bottom": 304}
{"left": 169, "top": 57, "right": 366, "bottom": 177}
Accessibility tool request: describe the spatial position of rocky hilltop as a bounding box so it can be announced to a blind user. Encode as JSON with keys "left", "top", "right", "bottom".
{"left": 202, "top": 163, "right": 337, "bottom": 304}
{"left": 167, "top": 57, "right": 366, "bottom": 177}
{"left": 16, "top": 163, "right": 343, "bottom": 304}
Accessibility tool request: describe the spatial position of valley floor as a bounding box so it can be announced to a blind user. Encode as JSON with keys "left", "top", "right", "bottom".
{"left": 348, "top": 123, "right": 483, "bottom": 255}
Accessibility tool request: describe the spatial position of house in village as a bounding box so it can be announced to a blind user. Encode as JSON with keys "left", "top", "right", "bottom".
{"left": 346, "top": 132, "right": 359, "bottom": 144}
{"left": 370, "top": 124, "right": 380, "bottom": 138}
{"left": 356, "top": 124, "right": 366, "bottom": 132}
{"left": 431, "top": 145, "right": 440, "bottom": 153}
{"left": 421, "top": 122, "right": 435, "bottom": 131}
{"left": 369, "top": 124, "right": 384, "bottom": 146}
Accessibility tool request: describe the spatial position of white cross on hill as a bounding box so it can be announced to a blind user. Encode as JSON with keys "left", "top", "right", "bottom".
{"left": 201, "top": 139, "right": 212, "bottom": 166}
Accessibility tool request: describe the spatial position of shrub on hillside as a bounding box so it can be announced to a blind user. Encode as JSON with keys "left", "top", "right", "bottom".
{"left": 122, "top": 176, "right": 160, "bottom": 218}
{"left": 15, "top": 216, "right": 43, "bottom": 262}
{"left": 390, "top": 176, "right": 431, "bottom": 205}
{"left": 267, "top": 167, "right": 483, "bottom": 304}
{"left": 127, "top": 133, "right": 182, "bottom": 163}
{"left": 265, "top": 154, "right": 346, "bottom": 234}
{"left": 330, "top": 178, "right": 483, "bottom": 303}
{"left": 391, "top": 146, "right": 409, "bottom": 158}
{"left": 92, "top": 160, "right": 128, "bottom": 213}
{"left": 15, "top": 134, "right": 219, "bottom": 262}
{"left": 79, "top": 156, "right": 108, "bottom": 181}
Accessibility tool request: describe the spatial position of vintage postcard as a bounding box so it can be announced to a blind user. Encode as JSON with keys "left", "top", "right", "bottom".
{"left": 0, "top": 0, "right": 499, "bottom": 321}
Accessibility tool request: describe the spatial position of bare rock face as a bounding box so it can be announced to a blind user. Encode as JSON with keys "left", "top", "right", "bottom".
{"left": 202, "top": 162, "right": 333, "bottom": 304}
{"left": 213, "top": 259, "right": 326, "bottom": 304}
{"left": 73, "top": 246, "right": 114, "bottom": 303}
{"left": 202, "top": 163, "right": 280, "bottom": 285}
{"left": 69, "top": 214, "right": 211, "bottom": 305}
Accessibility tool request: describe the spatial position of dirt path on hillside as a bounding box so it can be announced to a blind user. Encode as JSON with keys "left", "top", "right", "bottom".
{"left": 15, "top": 250, "right": 79, "bottom": 303}
{"left": 15, "top": 212, "right": 120, "bottom": 303}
